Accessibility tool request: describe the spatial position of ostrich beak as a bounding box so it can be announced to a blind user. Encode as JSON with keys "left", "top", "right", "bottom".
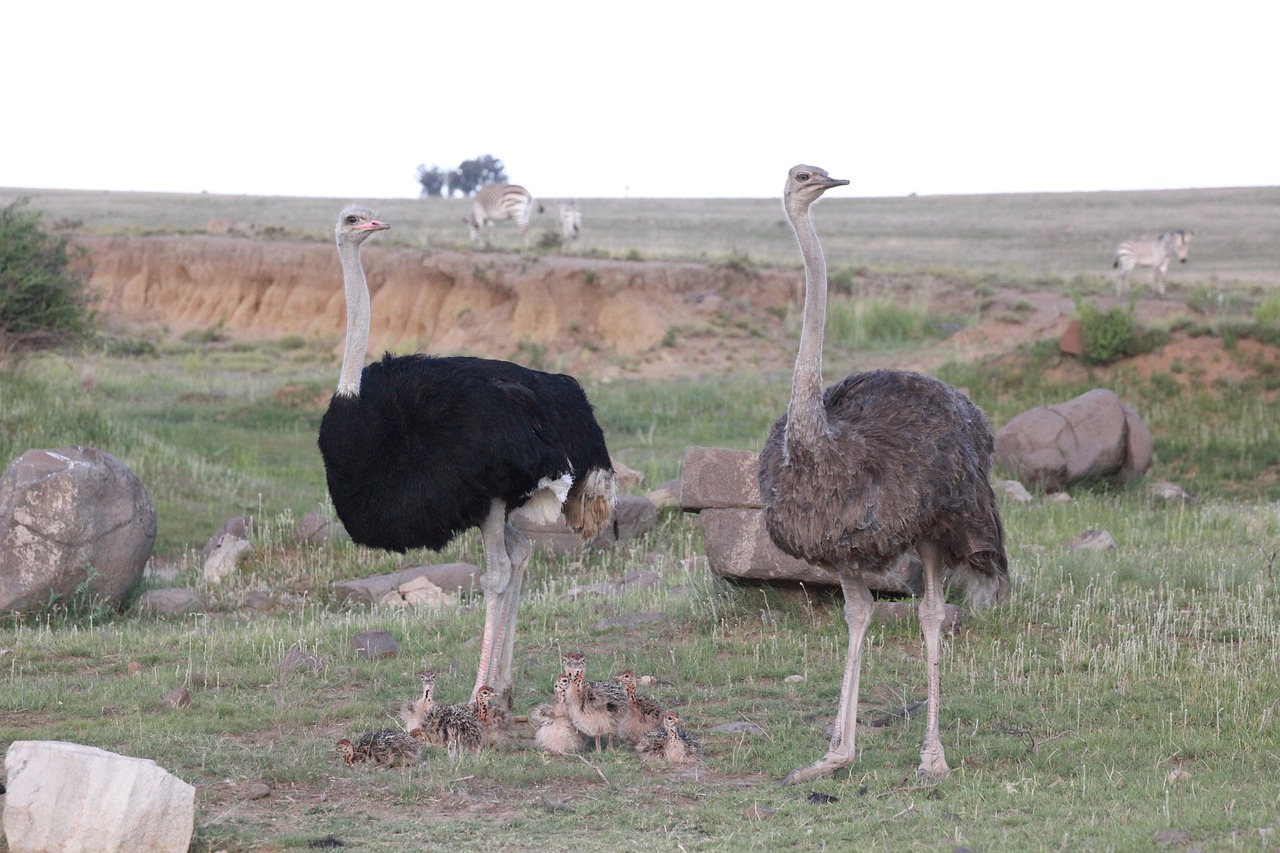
{"left": 818, "top": 177, "right": 850, "bottom": 190}
{"left": 356, "top": 220, "right": 390, "bottom": 232}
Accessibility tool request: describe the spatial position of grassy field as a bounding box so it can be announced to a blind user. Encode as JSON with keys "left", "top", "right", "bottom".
{"left": 1, "top": 187, "right": 1279, "bottom": 851}
{"left": 5, "top": 184, "right": 1280, "bottom": 286}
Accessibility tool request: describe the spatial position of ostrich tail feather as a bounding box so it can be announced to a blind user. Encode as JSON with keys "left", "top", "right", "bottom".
{"left": 563, "top": 468, "right": 616, "bottom": 541}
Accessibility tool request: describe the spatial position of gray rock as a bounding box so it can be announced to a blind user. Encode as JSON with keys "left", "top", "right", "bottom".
{"left": 293, "top": 511, "right": 333, "bottom": 544}
{"left": 280, "top": 644, "right": 323, "bottom": 674}
{"left": 331, "top": 562, "right": 481, "bottom": 606}
{"left": 1148, "top": 481, "right": 1194, "bottom": 507}
{"left": 202, "top": 534, "right": 252, "bottom": 584}
{"left": 614, "top": 495, "right": 659, "bottom": 541}
{"left": 135, "top": 588, "right": 206, "bottom": 617}
{"left": 648, "top": 479, "right": 682, "bottom": 509}
{"left": 3, "top": 740, "right": 195, "bottom": 853}
{"left": 995, "top": 479, "right": 1034, "bottom": 503}
{"left": 0, "top": 446, "right": 156, "bottom": 613}
{"left": 680, "top": 446, "right": 763, "bottom": 510}
{"left": 1066, "top": 529, "right": 1117, "bottom": 551}
{"left": 350, "top": 630, "right": 398, "bottom": 660}
{"left": 159, "top": 688, "right": 191, "bottom": 708}
{"left": 995, "top": 389, "right": 1153, "bottom": 491}
{"left": 202, "top": 516, "right": 252, "bottom": 559}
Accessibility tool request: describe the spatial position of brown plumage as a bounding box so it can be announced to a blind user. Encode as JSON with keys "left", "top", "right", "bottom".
{"left": 531, "top": 673, "right": 588, "bottom": 755}
{"left": 399, "top": 669, "right": 436, "bottom": 732}
{"left": 758, "top": 165, "right": 1009, "bottom": 786}
{"left": 636, "top": 711, "right": 702, "bottom": 765}
{"left": 413, "top": 676, "right": 484, "bottom": 756}
{"left": 613, "top": 669, "right": 665, "bottom": 745}
{"left": 336, "top": 729, "right": 421, "bottom": 767}
{"left": 561, "top": 651, "right": 625, "bottom": 751}
{"left": 473, "top": 685, "right": 511, "bottom": 746}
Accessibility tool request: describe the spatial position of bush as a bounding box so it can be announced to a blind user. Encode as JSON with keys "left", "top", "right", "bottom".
{"left": 1074, "top": 299, "right": 1138, "bottom": 364}
{"left": 0, "top": 198, "right": 92, "bottom": 344}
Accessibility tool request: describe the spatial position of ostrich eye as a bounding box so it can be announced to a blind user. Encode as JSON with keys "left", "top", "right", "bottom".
{"left": 345, "top": 215, "right": 358, "bottom": 224}
{"left": 796, "top": 172, "right": 811, "bottom": 182}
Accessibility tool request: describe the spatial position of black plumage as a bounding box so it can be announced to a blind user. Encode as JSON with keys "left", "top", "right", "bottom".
{"left": 320, "top": 353, "right": 613, "bottom": 554}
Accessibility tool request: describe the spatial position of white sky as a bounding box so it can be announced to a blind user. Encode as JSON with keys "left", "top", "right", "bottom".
{"left": 4, "top": 1, "right": 1274, "bottom": 200}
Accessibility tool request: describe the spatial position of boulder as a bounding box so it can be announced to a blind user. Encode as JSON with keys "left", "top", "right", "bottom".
{"left": 680, "top": 446, "right": 762, "bottom": 510}
{"left": 202, "top": 516, "right": 252, "bottom": 558}
{"left": 0, "top": 447, "right": 156, "bottom": 613}
{"left": 699, "top": 507, "right": 925, "bottom": 593}
{"left": 331, "top": 562, "right": 481, "bottom": 606}
{"left": 994, "top": 389, "right": 1153, "bottom": 491}
{"left": 3, "top": 740, "right": 195, "bottom": 853}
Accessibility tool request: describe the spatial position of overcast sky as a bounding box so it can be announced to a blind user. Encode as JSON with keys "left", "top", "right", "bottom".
{"left": 4, "top": 1, "right": 1273, "bottom": 201}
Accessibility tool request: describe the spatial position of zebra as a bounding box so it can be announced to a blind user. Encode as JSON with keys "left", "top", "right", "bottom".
{"left": 1113, "top": 230, "right": 1193, "bottom": 296}
{"left": 559, "top": 200, "right": 582, "bottom": 244}
{"left": 465, "top": 183, "right": 541, "bottom": 248}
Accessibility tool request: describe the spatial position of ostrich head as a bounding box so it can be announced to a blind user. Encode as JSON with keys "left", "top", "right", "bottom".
{"left": 334, "top": 738, "right": 356, "bottom": 765}
{"left": 561, "top": 651, "right": 585, "bottom": 676}
{"left": 613, "top": 669, "right": 637, "bottom": 689}
{"left": 552, "top": 673, "right": 571, "bottom": 699}
{"left": 663, "top": 712, "right": 682, "bottom": 732}
{"left": 783, "top": 165, "right": 849, "bottom": 217}
{"left": 335, "top": 204, "right": 390, "bottom": 246}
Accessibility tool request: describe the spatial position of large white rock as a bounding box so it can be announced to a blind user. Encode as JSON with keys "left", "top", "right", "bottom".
{"left": 3, "top": 740, "right": 195, "bottom": 853}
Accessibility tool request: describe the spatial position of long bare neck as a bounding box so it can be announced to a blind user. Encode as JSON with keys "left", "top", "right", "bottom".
{"left": 336, "top": 238, "right": 371, "bottom": 397}
{"left": 785, "top": 200, "right": 830, "bottom": 448}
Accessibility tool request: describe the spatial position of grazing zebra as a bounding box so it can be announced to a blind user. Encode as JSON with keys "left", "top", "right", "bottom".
{"left": 559, "top": 200, "right": 582, "bottom": 244}
{"left": 1113, "top": 230, "right": 1193, "bottom": 296}
{"left": 466, "top": 183, "right": 541, "bottom": 248}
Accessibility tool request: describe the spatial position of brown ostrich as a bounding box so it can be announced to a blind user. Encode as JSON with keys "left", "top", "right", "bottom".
{"left": 758, "top": 165, "right": 1009, "bottom": 785}
{"left": 530, "top": 673, "right": 588, "bottom": 755}
{"left": 561, "top": 651, "right": 625, "bottom": 751}
{"left": 612, "top": 669, "right": 665, "bottom": 745}
{"left": 636, "top": 711, "right": 702, "bottom": 765}
{"left": 335, "top": 729, "right": 422, "bottom": 767}
{"left": 413, "top": 675, "right": 484, "bottom": 757}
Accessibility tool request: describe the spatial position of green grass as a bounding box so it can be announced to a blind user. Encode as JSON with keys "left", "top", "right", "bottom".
{"left": 1, "top": 337, "right": 1278, "bottom": 850}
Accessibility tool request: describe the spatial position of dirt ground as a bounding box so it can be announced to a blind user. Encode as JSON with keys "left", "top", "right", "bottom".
{"left": 80, "top": 235, "right": 1276, "bottom": 385}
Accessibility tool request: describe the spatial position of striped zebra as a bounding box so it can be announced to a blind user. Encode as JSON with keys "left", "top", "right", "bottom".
{"left": 559, "top": 200, "right": 581, "bottom": 244}
{"left": 1113, "top": 230, "right": 1193, "bottom": 296}
{"left": 466, "top": 183, "right": 541, "bottom": 248}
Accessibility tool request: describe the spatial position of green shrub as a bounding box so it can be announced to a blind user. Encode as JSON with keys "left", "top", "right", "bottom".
{"left": 1253, "top": 291, "right": 1280, "bottom": 327}
{"left": 0, "top": 198, "right": 92, "bottom": 343}
{"left": 1074, "top": 299, "right": 1136, "bottom": 364}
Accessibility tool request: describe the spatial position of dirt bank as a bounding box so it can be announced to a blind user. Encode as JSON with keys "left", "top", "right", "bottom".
{"left": 81, "top": 235, "right": 809, "bottom": 379}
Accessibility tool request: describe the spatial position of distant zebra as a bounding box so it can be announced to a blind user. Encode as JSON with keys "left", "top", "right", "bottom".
{"left": 466, "top": 183, "right": 541, "bottom": 248}
{"left": 1113, "top": 230, "right": 1193, "bottom": 296}
{"left": 559, "top": 200, "right": 582, "bottom": 244}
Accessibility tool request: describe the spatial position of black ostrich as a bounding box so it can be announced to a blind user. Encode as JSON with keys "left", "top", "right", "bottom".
{"left": 758, "top": 166, "right": 1009, "bottom": 785}
{"left": 319, "top": 205, "right": 616, "bottom": 705}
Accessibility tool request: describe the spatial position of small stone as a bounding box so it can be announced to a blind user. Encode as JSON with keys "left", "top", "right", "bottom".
{"left": 160, "top": 687, "right": 191, "bottom": 708}
{"left": 136, "top": 588, "right": 206, "bottom": 617}
{"left": 203, "top": 534, "right": 252, "bottom": 584}
{"left": 243, "top": 781, "right": 271, "bottom": 800}
{"left": 127, "top": 661, "right": 141, "bottom": 675}
{"left": 994, "top": 479, "right": 1034, "bottom": 503}
{"left": 1066, "top": 529, "right": 1117, "bottom": 551}
{"left": 350, "top": 630, "right": 398, "bottom": 660}
{"left": 784, "top": 674, "right": 805, "bottom": 684}
{"left": 280, "top": 644, "right": 323, "bottom": 674}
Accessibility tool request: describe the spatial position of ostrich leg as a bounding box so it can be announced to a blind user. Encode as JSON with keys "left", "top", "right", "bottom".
{"left": 916, "top": 538, "right": 952, "bottom": 779}
{"left": 474, "top": 500, "right": 532, "bottom": 707}
{"left": 782, "top": 573, "right": 874, "bottom": 785}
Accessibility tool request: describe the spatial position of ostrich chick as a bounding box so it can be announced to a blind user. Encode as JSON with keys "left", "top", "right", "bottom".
{"left": 531, "top": 673, "right": 588, "bottom": 755}
{"left": 336, "top": 729, "right": 421, "bottom": 767}
{"left": 473, "top": 684, "right": 511, "bottom": 746}
{"left": 562, "top": 651, "right": 625, "bottom": 751}
{"left": 636, "top": 712, "right": 703, "bottom": 765}
{"left": 613, "top": 669, "right": 665, "bottom": 745}
{"left": 399, "top": 669, "right": 437, "bottom": 732}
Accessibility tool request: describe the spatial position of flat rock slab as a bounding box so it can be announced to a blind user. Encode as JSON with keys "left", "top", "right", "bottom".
{"left": 331, "top": 563, "right": 481, "bottom": 606}
{"left": 3, "top": 740, "right": 194, "bottom": 853}
{"left": 680, "top": 446, "right": 763, "bottom": 510}
{"left": 350, "top": 630, "right": 398, "bottom": 660}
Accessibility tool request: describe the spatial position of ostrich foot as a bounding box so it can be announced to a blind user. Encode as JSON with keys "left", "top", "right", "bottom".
{"left": 917, "top": 746, "right": 951, "bottom": 781}
{"left": 781, "top": 748, "right": 856, "bottom": 786}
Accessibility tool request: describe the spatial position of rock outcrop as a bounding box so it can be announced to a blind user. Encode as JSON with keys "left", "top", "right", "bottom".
{"left": 0, "top": 447, "right": 156, "bottom": 613}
